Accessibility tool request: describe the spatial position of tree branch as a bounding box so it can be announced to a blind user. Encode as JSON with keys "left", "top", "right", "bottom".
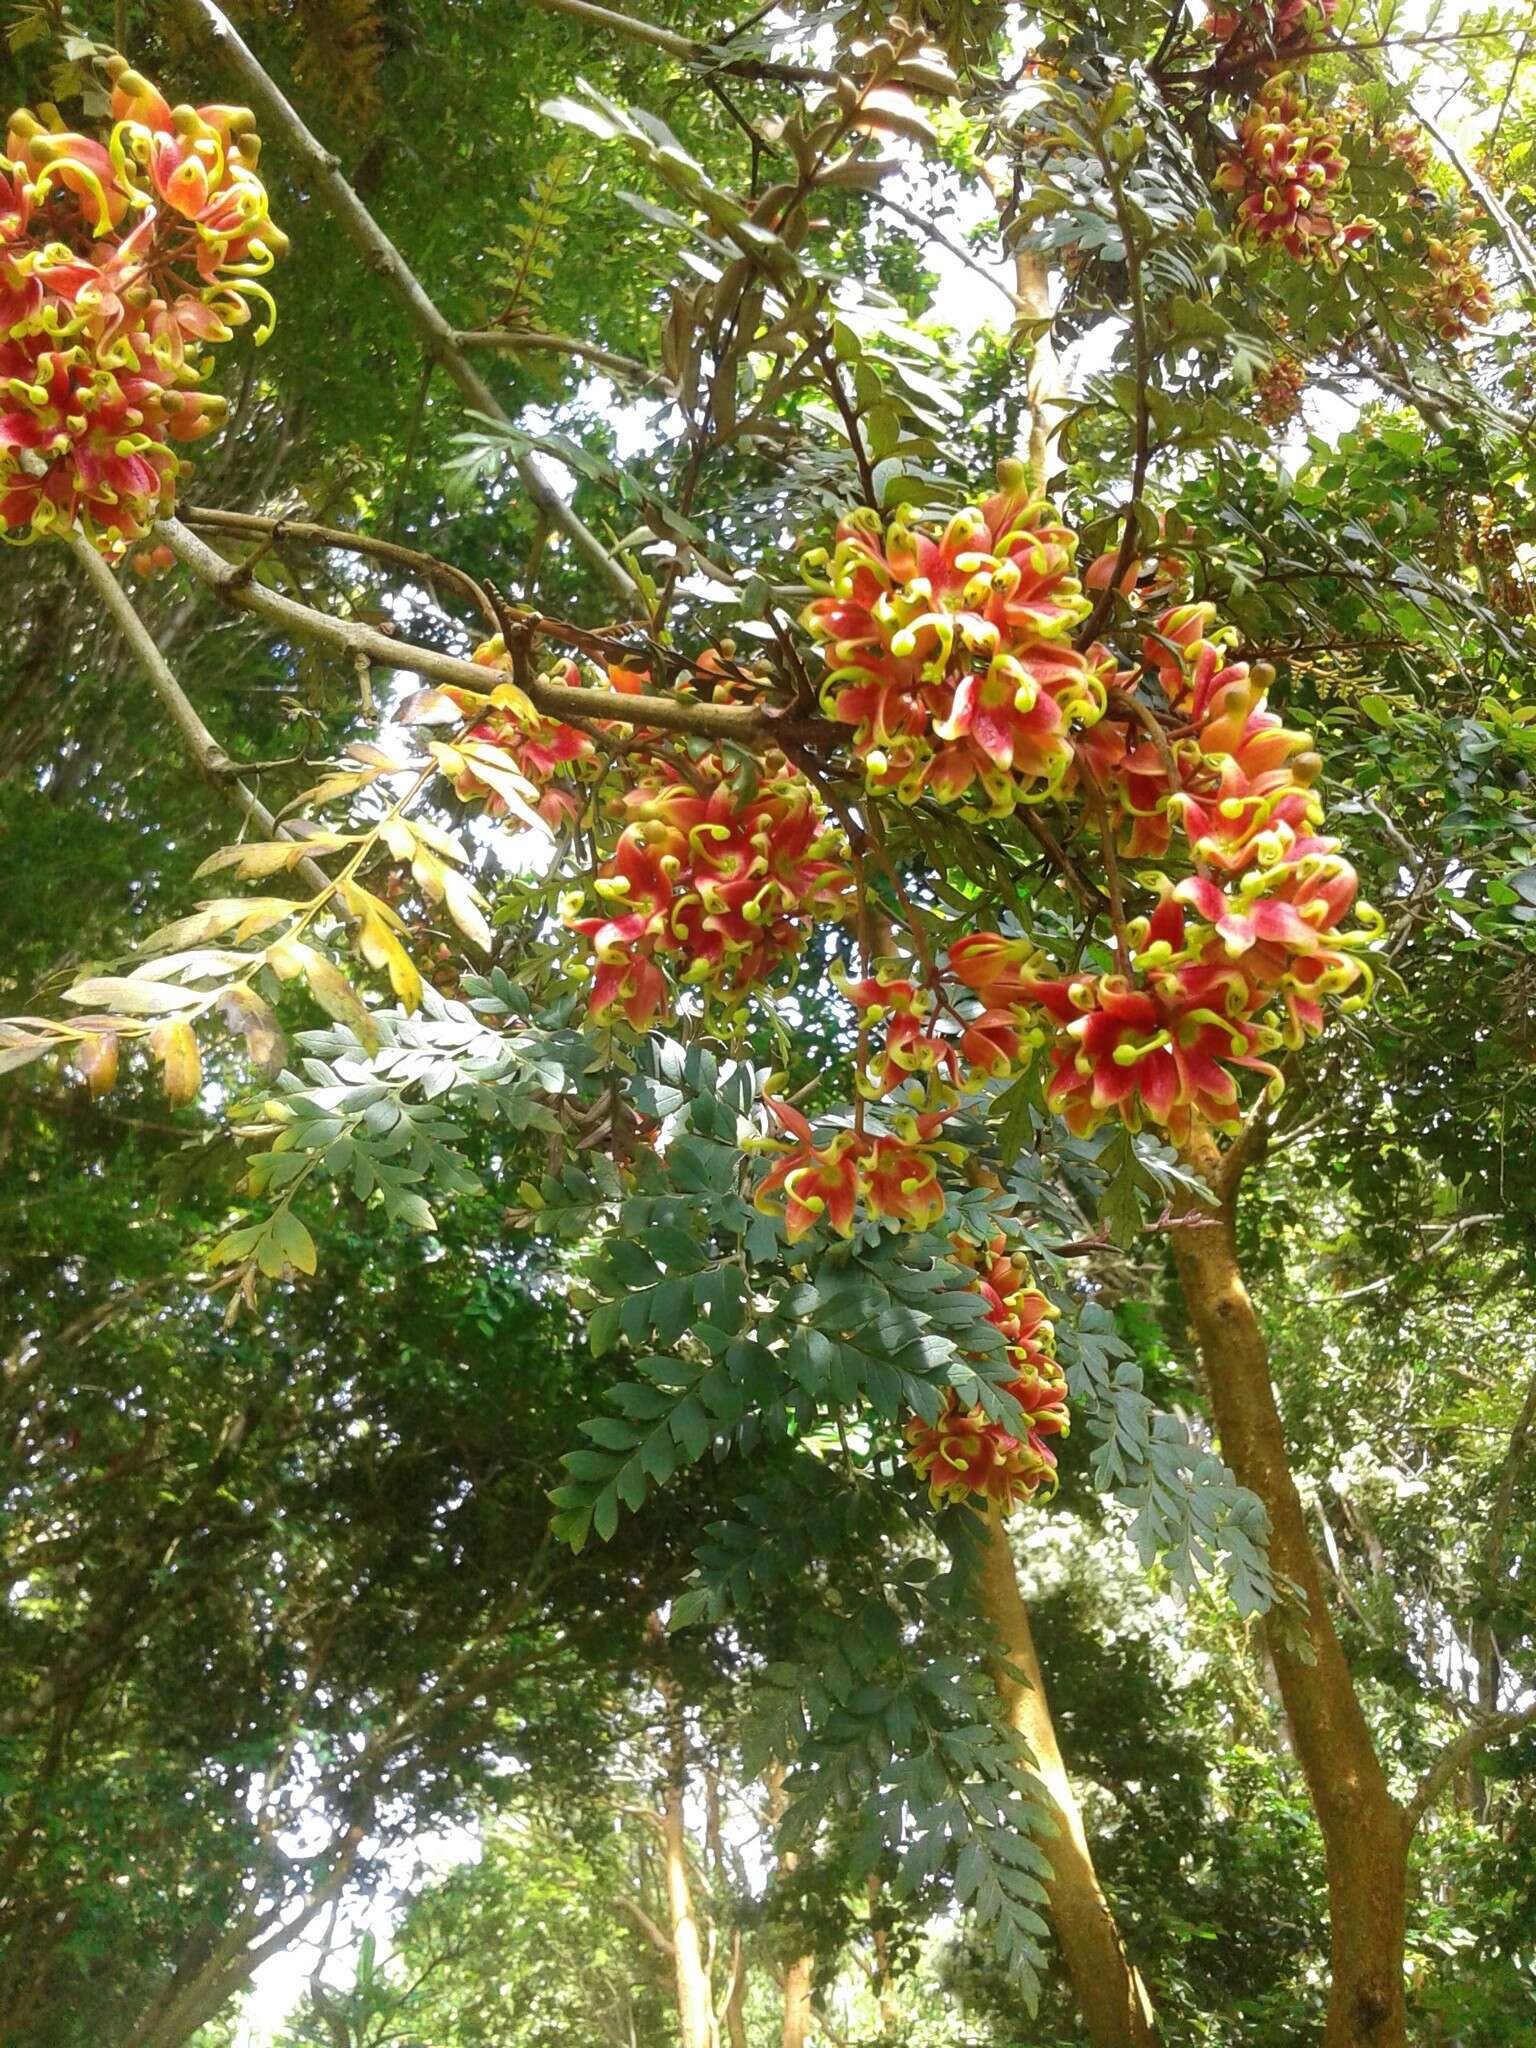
{"left": 615, "top": 1893, "right": 676, "bottom": 1956}
{"left": 1409, "top": 95, "right": 1536, "bottom": 300}
{"left": 67, "top": 534, "right": 334, "bottom": 895}
{"left": 455, "top": 327, "right": 672, "bottom": 392}
{"left": 1405, "top": 1704, "right": 1536, "bottom": 1835}
{"left": 157, "top": 516, "right": 825, "bottom": 748}
{"left": 179, "top": 0, "right": 638, "bottom": 603}
{"left": 525, "top": 0, "right": 838, "bottom": 83}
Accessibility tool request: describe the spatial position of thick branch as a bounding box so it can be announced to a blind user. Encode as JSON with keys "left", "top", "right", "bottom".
{"left": 1405, "top": 1704, "right": 1536, "bottom": 1835}
{"left": 68, "top": 535, "right": 334, "bottom": 894}
{"left": 615, "top": 1894, "right": 676, "bottom": 1957}
{"left": 974, "top": 1504, "right": 1160, "bottom": 2047}
{"left": 158, "top": 517, "right": 815, "bottom": 747}
{"left": 180, "top": 0, "right": 637, "bottom": 602}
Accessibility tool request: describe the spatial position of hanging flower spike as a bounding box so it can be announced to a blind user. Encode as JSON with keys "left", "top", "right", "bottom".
{"left": 906, "top": 1234, "right": 1069, "bottom": 1514}
{"left": 836, "top": 963, "right": 960, "bottom": 1106}
{"left": 1214, "top": 75, "right": 1374, "bottom": 267}
{"left": 1422, "top": 232, "right": 1495, "bottom": 342}
{"left": 862, "top": 1116, "right": 956, "bottom": 1233}
{"left": 564, "top": 731, "right": 851, "bottom": 1028}
{"left": 1253, "top": 353, "right": 1306, "bottom": 426}
{"left": 802, "top": 461, "right": 1105, "bottom": 817}
{"left": 906, "top": 1405, "right": 1058, "bottom": 1510}
{"left": 0, "top": 68, "right": 285, "bottom": 551}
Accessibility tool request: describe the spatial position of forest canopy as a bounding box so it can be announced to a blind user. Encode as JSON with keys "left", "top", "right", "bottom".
{"left": 1, "top": 1, "right": 1535, "bottom": 2046}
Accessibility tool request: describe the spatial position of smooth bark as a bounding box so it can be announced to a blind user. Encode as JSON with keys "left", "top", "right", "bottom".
{"left": 1173, "top": 1123, "right": 1408, "bottom": 2048}
{"left": 975, "top": 1504, "right": 1161, "bottom": 2048}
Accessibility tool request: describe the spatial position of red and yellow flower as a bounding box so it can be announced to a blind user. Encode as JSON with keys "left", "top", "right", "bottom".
{"left": 905, "top": 1234, "right": 1069, "bottom": 1513}
{"left": 802, "top": 463, "right": 1106, "bottom": 817}
{"left": 1214, "top": 75, "right": 1374, "bottom": 266}
{"left": 0, "top": 63, "right": 285, "bottom": 550}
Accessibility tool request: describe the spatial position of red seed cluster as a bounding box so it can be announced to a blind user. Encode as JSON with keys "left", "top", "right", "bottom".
{"left": 0, "top": 61, "right": 284, "bottom": 550}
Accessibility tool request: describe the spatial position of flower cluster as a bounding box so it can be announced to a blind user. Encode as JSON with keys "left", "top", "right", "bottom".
{"left": 566, "top": 740, "right": 851, "bottom": 1029}
{"left": 905, "top": 1233, "right": 1069, "bottom": 1512}
{"left": 1214, "top": 75, "right": 1373, "bottom": 265}
{"left": 1252, "top": 352, "right": 1305, "bottom": 426}
{"left": 949, "top": 602, "right": 1375, "bottom": 1140}
{"left": 801, "top": 463, "right": 1107, "bottom": 817}
{"left": 1422, "top": 231, "right": 1495, "bottom": 342}
{"left": 0, "top": 60, "right": 285, "bottom": 549}
{"left": 443, "top": 635, "right": 637, "bottom": 829}
{"left": 752, "top": 1092, "right": 960, "bottom": 1241}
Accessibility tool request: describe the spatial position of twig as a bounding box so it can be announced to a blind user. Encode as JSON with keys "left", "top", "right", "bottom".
{"left": 180, "top": 0, "right": 638, "bottom": 603}
{"left": 1405, "top": 1703, "right": 1536, "bottom": 1834}
{"left": 182, "top": 505, "right": 502, "bottom": 638}
{"left": 454, "top": 326, "right": 672, "bottom": 392}
{"left": 159, "top": 517, "right": 830, "bottom": 750}
{"left": 68, "top": 534, "right": 333, "bottom": 895}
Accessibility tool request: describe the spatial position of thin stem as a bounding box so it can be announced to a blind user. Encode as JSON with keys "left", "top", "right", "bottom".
{"left": 454, "top": 326, "right": 671, "bottom": 391}
{"left": 179, "top": 0, "right": 638, "bottom": 603}
{"left": 182, "top": 506, "right": 502, "bottom": 638}
{"left": 820, "top": 342, "right": 878, "bottom": 507}
{"left": 1076, "top": 131, "right": 1153, "bottom": 651}
{"left": 67, "top": 533, "right": 333, "bottom": 896}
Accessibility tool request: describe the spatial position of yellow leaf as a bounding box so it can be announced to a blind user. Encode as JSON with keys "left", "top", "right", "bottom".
{"left": 283, "top": 769, "right": 373, "bottom": 814}
{"left": 452, "top": 742, "right": 553, "bottom": 836}
{"left": 217, "top": 987, "right": 286, "bottom": 1078}
{"left": 412, "top": 818, "right": 471, "bottom": 866}
{"left": 73, "top": 1031, "right": 119, "bottom": 1097}
{"left": 381, "top": 818, "right": 417, "bottom": 865}
{"left": 301, "top": 952, "right": 381, "bottom": 1054}
{"left": 346, "top": 741, "right": 409, "bottom": 771}
{"left": 442, "top": 868, "right": 492, "bottom": 953}
{"left": 346, "top": 888, "right": 423, "bottom": 1011}
{"left": 266, "top": 935, "right": 317, "bottom": 982}
{"left": 195, "top": 834, "right": 353, "bottom": 881}
{"left": 63, "top": 976, "right": 196, "bottom": 1016}
{"left": 148, "top": 1017, "right": 202, "bottom": 1106}
{"left": 411, "top": 845, "right": 448, "bottom": 904}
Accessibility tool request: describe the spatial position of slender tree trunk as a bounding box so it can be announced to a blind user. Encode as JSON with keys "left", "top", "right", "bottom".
{"left": 651, "top": 1625, "right": 716, "bottom": 2048}
{"left": 975, "top": 1504, "right": 1161, "bottom": 2048}
{"left": 722, "top": 1930, "right": 750, "bottom": 2048}
{"left": 866, "top": 1873, "right": 897, "bottom": 2034}
{"left": 1173, "top": 1124, "right": 1408, "bottom": 2048}
{"left": 781, "top": 1955, "right": 813, "bottom": 2048}
{"left": 765, "top": 1762, "right": 815, "bottom": 2048}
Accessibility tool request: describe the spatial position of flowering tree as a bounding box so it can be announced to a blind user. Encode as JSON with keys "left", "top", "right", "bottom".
{"left": 3, "top": 3, "right": 1535, "bottom": 2045}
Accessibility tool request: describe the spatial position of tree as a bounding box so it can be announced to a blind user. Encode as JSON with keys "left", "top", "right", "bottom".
{"left": 3, "top": 2, "right": 1535, "bottom": 2045}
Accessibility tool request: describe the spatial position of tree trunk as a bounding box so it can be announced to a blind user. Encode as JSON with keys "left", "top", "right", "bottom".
{"left": 975, "top": 1504, "right": 1161, "bottom": 2048}
{"left": 765, "top": 1762, "right": 815, "bottom": 2048}
{"left": 652, "top": 1637, "right": 716, "bottom": 2048}
{"left": 1173, "top": 1123, "right": 1408, "bottom": 2048}
{"left": 781, "top": 1955, "right": 813, "bottom": 2048}
{"left": 867, "top": 1873, "right": 897, "bottom": 2034}
{"left": 722, "top": 1931, "right": 749, "bottom": 2048}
